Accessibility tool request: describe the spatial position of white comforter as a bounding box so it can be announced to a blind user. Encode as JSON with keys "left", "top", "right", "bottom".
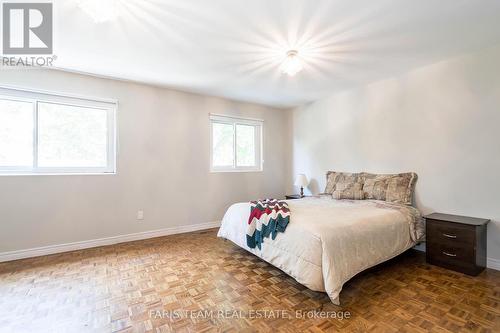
{"left": 217, "top": 197, "right": 424, "bottom": 305}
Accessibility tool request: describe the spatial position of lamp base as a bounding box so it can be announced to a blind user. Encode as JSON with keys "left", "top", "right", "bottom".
{"left": 300, "top": 187, "right": 304, "bottom": 197}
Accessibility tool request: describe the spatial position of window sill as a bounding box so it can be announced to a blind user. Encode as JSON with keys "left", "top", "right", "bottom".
{"left": 0, "top": 172, "right": 117, "bottom": 176}
{"left": 210, "top": 169, "right": 263, "bottom": 173}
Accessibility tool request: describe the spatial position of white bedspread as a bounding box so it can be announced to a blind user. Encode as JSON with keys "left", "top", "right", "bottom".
{"left": 217, "top": 197, "right": 424, "bottom": 304}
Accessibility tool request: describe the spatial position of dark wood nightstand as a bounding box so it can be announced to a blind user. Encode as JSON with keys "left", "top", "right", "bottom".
{"left": 425, "top": 213, "right": 489, "bottom": 276}
{"left": 285, "top": 195, "right": 305, "bottom": 200}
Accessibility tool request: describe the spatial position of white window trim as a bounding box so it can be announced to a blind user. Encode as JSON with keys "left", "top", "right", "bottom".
{"left": 209, "top": 113, "right": 263, "bottom": 173}
{"left": 0, "top": 85, "right": 117, "bottom": 175}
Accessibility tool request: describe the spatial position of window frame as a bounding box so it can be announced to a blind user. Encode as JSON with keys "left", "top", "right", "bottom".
{"left": 209, "top": 113, "right": 263, "bottom": 173}
{"left": 0, "top": 86, "right": 117, "bottom": 175}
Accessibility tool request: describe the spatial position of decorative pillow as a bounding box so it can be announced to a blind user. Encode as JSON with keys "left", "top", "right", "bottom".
{"left": 317, "top": 193, "right": 333, "bottom": 199}
{"left": 324, "top": 171, "right": 362, "bottom": 194}
{"left": 331, "top": 181, "right": 365, "bottom": 200}
{"left": 362, "top": 172, "right": 417, "bottom": 205}
{"left": 325, "top": 172, "right": 365, "bottom": 200}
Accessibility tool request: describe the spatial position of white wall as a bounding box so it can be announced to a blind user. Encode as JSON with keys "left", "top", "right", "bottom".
{"left": 2, "top": 44, "right": 499, "bottom": 265}
{"left": 292, "top": 45, "right": 500, "bottom": 262}
{"left": 0, "top": 69, "right": 290, "bottom": 253}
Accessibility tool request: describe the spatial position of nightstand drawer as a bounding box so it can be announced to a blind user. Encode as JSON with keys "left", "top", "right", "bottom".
{"left": 426, "top": 219, "right": 475, "bottom": 245}
{"left": 427, "top": 243, "right": 476, "bottom": 274}
{"left": 427, "top": 243, "right": 475, "bottom": 263}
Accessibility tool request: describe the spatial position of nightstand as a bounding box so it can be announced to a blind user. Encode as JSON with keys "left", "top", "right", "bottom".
{"left": 425, "top": 213, "right": 489, "bottom": 276}
{"left": 285, "top": 194, "right": 305, "bottom": 200}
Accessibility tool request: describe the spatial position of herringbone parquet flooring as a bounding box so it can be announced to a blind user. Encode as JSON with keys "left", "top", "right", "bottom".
{"left": 0, "top": 228, "right": 498, "bottom": 332}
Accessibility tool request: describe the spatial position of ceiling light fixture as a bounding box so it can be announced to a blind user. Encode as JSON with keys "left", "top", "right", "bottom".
{"left": 280, "top": 50, "right": 303, "bottom": 76}
{"left": 77, "top": 0, "right": 119, "bottom": 23}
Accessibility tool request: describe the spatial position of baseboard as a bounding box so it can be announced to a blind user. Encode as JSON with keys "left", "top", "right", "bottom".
{"left": 0, "top": 221, "right": 221, "bottom": 263}
{"left": 412, "top": 243, "right": 500, "bottom": 271}
{"left": 487, "top": 257, "right": 500, "bottom": 271}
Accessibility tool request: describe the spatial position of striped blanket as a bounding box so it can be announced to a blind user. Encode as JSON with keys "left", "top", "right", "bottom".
{"left": 246, "top": 199, "right": 290, "bottom": 250}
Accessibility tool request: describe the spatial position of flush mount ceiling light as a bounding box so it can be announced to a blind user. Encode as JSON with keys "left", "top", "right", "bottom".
{"left": 77, "top": 0, "right": 119, "bottom": 23}
{"left": 280, "top": 50, "right": 303, "bottom": 76}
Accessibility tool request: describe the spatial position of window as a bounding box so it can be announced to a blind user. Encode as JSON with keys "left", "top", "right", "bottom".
{"left": 210, "top": 114, "right": 263, "bottom": 172}
{"left": 0, "top": 86, "right": 116, "bottom": 175}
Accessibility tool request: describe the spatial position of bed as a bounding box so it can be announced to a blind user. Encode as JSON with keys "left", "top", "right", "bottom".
{"left": 217, "top": 172, "right": 425, "bottom": 305}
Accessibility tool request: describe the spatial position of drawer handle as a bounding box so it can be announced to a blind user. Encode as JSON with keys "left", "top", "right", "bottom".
{"left": 442, "top": 233, "right": 457, "bottom": 239}
{"left": 442, "top": 251, "right": 457, "bottom": 257}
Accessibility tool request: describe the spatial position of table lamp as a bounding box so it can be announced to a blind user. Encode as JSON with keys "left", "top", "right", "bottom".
{"left": 294, "top": 174, "right": 309, "bottom": 197}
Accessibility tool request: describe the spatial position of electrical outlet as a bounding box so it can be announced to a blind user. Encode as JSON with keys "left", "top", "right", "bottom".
{"left": 137, "top": 210, "right": 144, "bottom": 220}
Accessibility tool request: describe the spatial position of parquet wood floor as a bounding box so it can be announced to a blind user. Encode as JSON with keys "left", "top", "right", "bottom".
{"left": 0, "top": 228, "right": 499, "bottom": 333}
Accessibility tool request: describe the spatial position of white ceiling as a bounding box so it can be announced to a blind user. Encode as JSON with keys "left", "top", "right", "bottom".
{"left": 55, "top": 0, "right": 500, "bottom": 107}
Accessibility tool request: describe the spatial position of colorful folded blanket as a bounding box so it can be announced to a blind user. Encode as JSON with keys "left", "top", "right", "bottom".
{"left": 246, "top": 199, "right": 290, "bottom": 250}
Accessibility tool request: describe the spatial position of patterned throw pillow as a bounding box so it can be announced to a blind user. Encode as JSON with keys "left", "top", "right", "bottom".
{"left": 324, "top": 171, "right": 362, "bottom": 194}
{"left": 317, "top": 193, "right": 333, "bottom": 199}
{"left": 332, "top": 181, "right": 365, "bottom": 200}
{"left": 362, "top": 172, "right": 417, "bottom": 205}
{"left": 325, "top": 172, "right": 365, "bottom": 200}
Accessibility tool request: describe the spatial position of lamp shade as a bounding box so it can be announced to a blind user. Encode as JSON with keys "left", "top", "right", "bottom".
{"left": 294, "top": 174, "right": 308, "bottom": 187}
